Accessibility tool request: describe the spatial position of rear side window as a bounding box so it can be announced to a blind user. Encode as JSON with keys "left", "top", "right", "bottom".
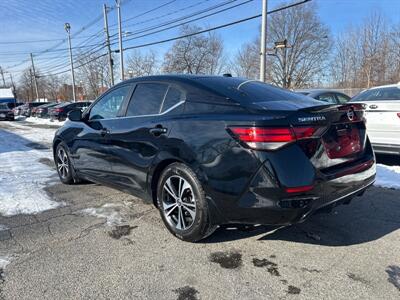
{"left": 336, "top": 93, "right": 350, "bottom": 104}
{"left": 126, "top": 83, "right": 168, "bottom": 116}
{"left": 316, "top": 93, "right": 336, "bottom": 104}
{"left": 161, "top": 87, "right": 184, "bottom": 113}
{"left": 352, "top": 87, "right": 400, "bottom": 101}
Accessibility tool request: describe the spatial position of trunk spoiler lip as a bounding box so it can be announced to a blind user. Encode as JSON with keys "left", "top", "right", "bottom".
{"left": 298, "top": 103, "right": 366, "bottom": 113}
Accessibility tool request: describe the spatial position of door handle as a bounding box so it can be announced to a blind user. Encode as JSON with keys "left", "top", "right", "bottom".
{"left": 369, "top": 104, "right": 378, "bottom": 109}
{"left": 100, "top": 128, "right": 110, "bottom": 136}
{"left": 150, "top": 126, "right": 167, "bottom": 136}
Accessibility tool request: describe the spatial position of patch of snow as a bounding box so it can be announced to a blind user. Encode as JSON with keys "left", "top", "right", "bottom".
{"left": 0, "top": 129, "right": 63, "bottom": 217}
{"left": 3, "top": 120, "right": 56, "bottom": 145}
{"left": 375, "top": 164, "right": 400, "bottom": 189}
{"left": 0, "top": 225, "right": 9, "bottom": 231}
{"left": 25, "top": 117, "right": 65, "bottom": 127}
{"left": 0, "top": 256, "right": 10, "bottom": 269}
{"left": 80, "top": 203, "right": 125, "bottom": 226}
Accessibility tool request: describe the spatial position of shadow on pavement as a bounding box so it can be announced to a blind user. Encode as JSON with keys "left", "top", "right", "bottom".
{"left": 0, "top": 128, "right": 50, "bottom": 154}
{"left": 204, "top": 186, "right": 400, "bottom": 246}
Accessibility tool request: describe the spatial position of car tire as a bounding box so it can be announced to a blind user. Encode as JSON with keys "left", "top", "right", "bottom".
{"left": 55, "top": 143, "right": 77, "bottom": 184}
{"left": 157, "top": 163, "right": 217, "bottom": 242}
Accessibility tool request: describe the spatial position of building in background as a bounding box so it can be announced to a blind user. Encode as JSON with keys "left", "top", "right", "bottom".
{"left": 0, "top": 88, "right": 16, "bottom": 104}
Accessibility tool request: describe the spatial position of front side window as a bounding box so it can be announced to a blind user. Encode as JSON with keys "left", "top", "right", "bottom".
{"left": 126, "top": 83, "right": 168, "bottom": 116}
{"left": 89, "top": 86, "right": 130, "bottom": 120}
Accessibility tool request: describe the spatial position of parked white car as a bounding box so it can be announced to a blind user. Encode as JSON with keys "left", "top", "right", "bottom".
{"left": 350, "top": 83, "right": 400, "bottom": 155}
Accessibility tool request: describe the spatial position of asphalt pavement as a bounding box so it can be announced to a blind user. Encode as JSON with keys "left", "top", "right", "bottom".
{"left": 0, "top": 121, "right": 399, "bottom": 300}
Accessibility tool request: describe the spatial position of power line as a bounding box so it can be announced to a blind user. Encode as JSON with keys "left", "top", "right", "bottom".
{"left": 121, "top": 0, "right": 254, "bottom": 45}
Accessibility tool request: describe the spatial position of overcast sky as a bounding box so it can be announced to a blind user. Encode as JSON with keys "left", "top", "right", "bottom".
{"left": 0, "top": 0, "right": 399, "bottom": 81}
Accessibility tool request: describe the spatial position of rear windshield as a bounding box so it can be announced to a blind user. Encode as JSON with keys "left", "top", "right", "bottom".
{"left": 194, "top": 77, "right": 316, "bottom": 104}
{"left": 352, "top": 87, "right": 400, "bottom": 101}
{"left": 0, "top": 103, "right": 14, "bottom": 109}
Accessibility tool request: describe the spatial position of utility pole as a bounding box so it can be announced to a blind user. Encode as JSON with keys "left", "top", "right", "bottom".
{"left": 0, "top": 67, "right": 6, "bottom": 87}
{"left": 116, "top": 0, "right": 125, "bottom": 81}
{"left": 30, "top": 53, "right": 40, "bottom": 101}
{"left": 9, "top": 73, "right": 15, "bottom": 91}
{"left": 259, "top": 0, "right": 268, "bottom": 82}
{"left": 64, "top": 22, "right": 76, "bottom": 102}
{"left": 103, "top": 4, "right": 114, "bottom": 86}
{"left": 29, "top": 68, "right": 34, "bottom": 102}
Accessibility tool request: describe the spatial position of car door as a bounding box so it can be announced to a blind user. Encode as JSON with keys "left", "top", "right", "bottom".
{"left": 71, "top": 84, "right": 133, "bottom": 180}
{"left": 355, "top": 87, "right": 400, "bottom": 146}
{"left": 105, "top": 81, "right": 185, "bottom": 197}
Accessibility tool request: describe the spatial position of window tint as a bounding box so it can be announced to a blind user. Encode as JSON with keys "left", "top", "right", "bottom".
{"left": 352, "top": 87, "right": 400, "bottom": 101}
{"left": 316, "top": 93, "right": 336, "bottom": 104}
{"left": 161, "top": 86, "right": 183, "bottom": 113}
{"left": 126, "top": 83, "right": 168, "bottom": 116}
{"left": 89, "top": 85, "right": 130, "bottom": 120}
{"left": 336, "top": 93, "right": 350, "bottom": 104}
{"left": 196, "top": 77, "right": 317, "bottom": 104}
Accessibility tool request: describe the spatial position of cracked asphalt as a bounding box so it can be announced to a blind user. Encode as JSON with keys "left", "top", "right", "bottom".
{"left": 0, "top": 121, "right": 400, "bottom": 299}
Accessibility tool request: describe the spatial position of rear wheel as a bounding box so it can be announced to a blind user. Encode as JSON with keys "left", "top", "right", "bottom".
{"left": 157, "top": 163, "right": 217, "bottom": 242}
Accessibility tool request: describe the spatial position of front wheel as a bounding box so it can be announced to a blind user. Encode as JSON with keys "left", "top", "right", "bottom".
{"left": 157, "top": 163, "right": 217, "bottom": 242}
{"left": 55, "top": 143, "right": 76, "bottom": 184}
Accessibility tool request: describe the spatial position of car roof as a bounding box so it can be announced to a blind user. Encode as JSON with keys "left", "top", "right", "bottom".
{"left": 367, "top": 83, "right": 400, "bottom": 90}
{"left": 295, "top": 89, "right": 344, "bottom": 94}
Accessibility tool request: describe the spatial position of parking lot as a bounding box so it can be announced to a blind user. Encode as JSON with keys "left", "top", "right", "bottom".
{"left": 0, "top": 119, "right": 399, "bottom": 300}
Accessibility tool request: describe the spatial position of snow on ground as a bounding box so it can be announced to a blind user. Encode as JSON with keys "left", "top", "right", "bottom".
{"left": 0, "top": 128, "right": 63, "bottom": 217}
{"left": 80, "top": 203, "right": 125, "bottom": 226}
{"left": 0, "top": 256, "right": 10, "bottom": 269}
{"left": 24, "top": 116, "right": 65, "bottom": 127}
{"left": 375, "top": 164, "right": 400, "bottom": 189}
{"left": 0, "top": 224, "right": 9, "bottom": 231}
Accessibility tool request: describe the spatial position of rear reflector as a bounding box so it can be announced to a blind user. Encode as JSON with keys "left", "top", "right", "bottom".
{"left": 285, "top": 185, "right": 314, "bottom": 193}
{"left": 228, "top": 126, "right": 322, "bottom": 150}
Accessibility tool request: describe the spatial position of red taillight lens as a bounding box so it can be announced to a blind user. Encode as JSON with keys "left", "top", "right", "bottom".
{"left": 54, "top": 108, "right": 63, "bottom": 112}
{"left": 228, "top": 126, "right": 322, "bottom": 150}
{"left": 397, "top": 113, "right": 400, "bottom": 118}
{"left": 285, "top": 185, "right": 314, "bottom": 193}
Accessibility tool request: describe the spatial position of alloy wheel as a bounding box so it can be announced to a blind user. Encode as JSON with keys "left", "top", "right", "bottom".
{"left": 57, "top": 147, "right": 69, "bottom": 179}
{"left": 162, "top": 175, "right": 197, "bottom": 231}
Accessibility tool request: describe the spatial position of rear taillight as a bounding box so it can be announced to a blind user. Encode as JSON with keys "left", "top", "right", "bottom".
{"left": 397, "top": 113, "right": 400, "bottom": 118}
{"left": 54, "top": 108, "right": 64, "bottom": 113}
{"left": 228, "top": 126, "right": 323, "bottom": 150}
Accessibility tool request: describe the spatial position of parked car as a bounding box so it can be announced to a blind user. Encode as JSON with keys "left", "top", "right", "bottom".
{"left": 21, "top": 102, "right": 47, "bottom": 117}
{"left": 297, "top": 89, "right": 351, "bottom": 104}
{"left": 53, "top": 75, "right": 376, "bottom": 242}
{"left": 350, "top": 83, "right": 400, "bottom": 155}
{"left": 33, "top": 102, "right": 58, "bottom": 118}
{"left": 12, "top": 102, "right": 25, "bottom": 116}
{"left": 0, "top": 102, "right": 15, "bottom": 120}
{"left": 31, "top": 102, "right": 55, "bottom": 117}
{"left": 49, "top": 101, "right": 91, "bottom": 121}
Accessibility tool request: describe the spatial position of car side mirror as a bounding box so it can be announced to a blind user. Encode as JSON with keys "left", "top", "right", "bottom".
{"left": 68, "top": 109, "right": 82, "bottom": 122}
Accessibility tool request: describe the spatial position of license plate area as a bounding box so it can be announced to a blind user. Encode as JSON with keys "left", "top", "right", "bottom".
{"left": 322, "top": 122, "right": 363, "bottom": 159}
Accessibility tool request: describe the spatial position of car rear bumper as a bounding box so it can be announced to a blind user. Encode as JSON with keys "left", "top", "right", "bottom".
{"left": 208, "top": 158, "right": 376, "bottom": 226}
{"left": 372, "top": 143, "right": 400, "bottom": 155}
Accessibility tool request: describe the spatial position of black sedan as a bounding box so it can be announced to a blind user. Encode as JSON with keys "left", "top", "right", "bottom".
{"left": 49, "top": 101, "right": 91, "bottom": 121}
{"left": 0, "top": 103, "right": 15, "bottom": 120}
{"left": 297, "top": 89, "right": 351, "bottom": 104}
{"left": 53, "top": 75, "right": 376, "bottom": 242}
{"left": 33, "top": 102, "right": 58, "bottom": 118}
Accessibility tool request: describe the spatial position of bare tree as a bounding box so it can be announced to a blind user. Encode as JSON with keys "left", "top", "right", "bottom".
{"left": 126, "top": 50, "right": 158, "bottom": 78}
{"left": 162, "top": 25, "right": 225, "bottom": 74}
{"left": 231, "top": 40, "right": 260, "bottom": 79}
{"left": 233, "top": 3, "right": 331, "bottom": 88}
{"left": 330, "top": 11, "right": 394, "bottom": 88}
{"left": 267, "top": 2, "right": 331, "bottom": 88}
{"left": 75, "top": 52, "right": 110, "bottom": 99}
